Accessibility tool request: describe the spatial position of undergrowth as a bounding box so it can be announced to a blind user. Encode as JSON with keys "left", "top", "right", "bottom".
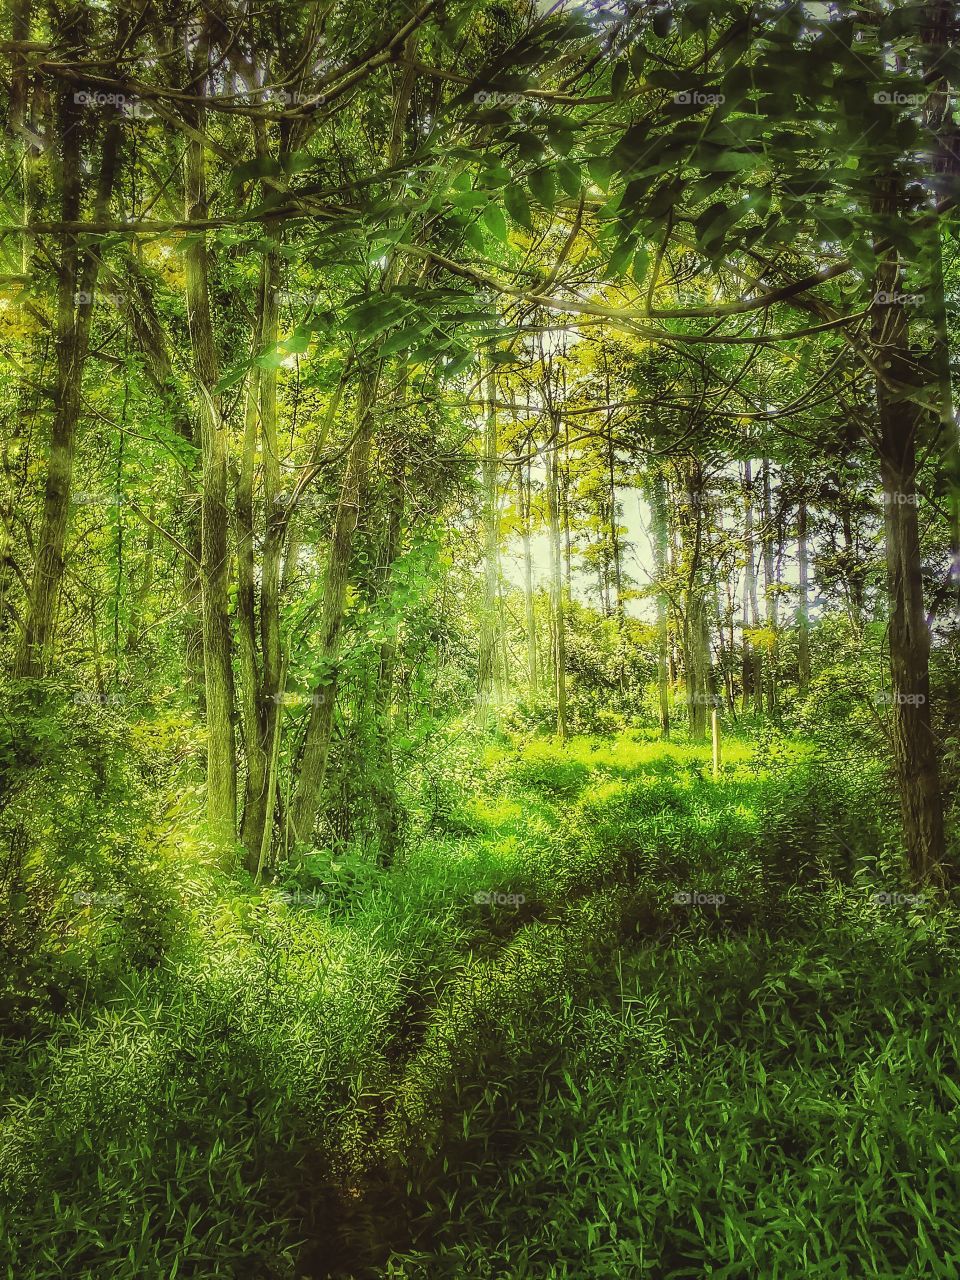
{"left": 1, "top": 717, "right": 952, "bottom": 1279}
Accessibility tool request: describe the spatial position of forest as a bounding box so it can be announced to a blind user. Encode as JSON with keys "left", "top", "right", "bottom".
{"left": 0, "top": 0, "right": 959, "bottom": 1275}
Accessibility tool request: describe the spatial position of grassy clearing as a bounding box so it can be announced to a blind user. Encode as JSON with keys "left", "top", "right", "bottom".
{"left": 2, "top": 727, "right": 947, "bottom": 1279}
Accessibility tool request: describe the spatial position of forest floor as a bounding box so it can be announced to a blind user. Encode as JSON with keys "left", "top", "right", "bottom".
{"left": 3, "top": 728, "right": 960, "bottom": 1278}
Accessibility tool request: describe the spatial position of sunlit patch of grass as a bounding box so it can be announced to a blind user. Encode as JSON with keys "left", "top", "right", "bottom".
{"left": 462, "top": 795, "right": 527, "bottom": 830}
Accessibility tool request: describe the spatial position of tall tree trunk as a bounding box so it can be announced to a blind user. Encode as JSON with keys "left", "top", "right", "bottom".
{"left": 520, "top": 455, "right": 538, "bottom": 696}
{"left": 871, "top": 178, "right": 946, "bottom": 884}
{"left": 183, "top": 52, "right": 238, "bottom": 856}
{"left": 477, "top": 361, "right": 500, "bottom": 719}
{"left": 236, "top": 265, "right": 266, "bottom": 871}
{"left": 797, "top": 496, "right": 811, "bottom": 697}
{"left": 370, "top": 417, "right": 406, "bottom": 867}
{"left": 649, "top": 470, "right": 671, "bottom": 739}
{"left": 545, "top": 418, "right": 567, "bottom": 740}
{"left": 16, "top": 99, "right": 121, "bottom": 675}
{"left": 760, "top": 457, "right": 778, "bottom": 714}
{"left": 680, "top": 459, "right": 712, "bottom": 739}
{"left": 742, "top": 460, "right": 763, "bottom": 714}
{"left": 119, "top": 252, "right": 203, "bottom": 694}
{"left": 1, "top": 0, "right": 41, "bottom": 641}
{"left": 921, "top": 0, "right": 960, "bottom": 614}
{"left": 286, "top": 367, "right": 379, "bottom": 848}
{"left": 237, "top": 248, "right": 284, "bottom": 871}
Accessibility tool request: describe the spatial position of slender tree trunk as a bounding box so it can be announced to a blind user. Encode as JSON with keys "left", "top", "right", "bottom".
{"left": 236, "top": 267, "right": 266, "bottom": 871}
{"left": 370, "top": 421, "right": 406, "bottom": 867}
{"left": 119, "top": 253, "right": 203, "bottom": 693}
{"left": 183, "top": 57, "right": 238, "bottom": 855}
{"left": 286, "top": 367, "right": 379, "bottom": 848}
{"left": 520, "top": 456, "right": 538, "bottom": 696}
{"left": 760, "top": 457, "right": 778, "bottom": 714}
{"left": 477, "top": 361, "right": 500, "bottom": 718}
{"left": 724, "top": 574, "right": 738, "bottom": 719}
{"left": 680, "top": 459, "right": 711, "bottom": 739}
{"left": 237, "top": 248, "right": 284, "bottom": 871}
{"left": 650, "top": 470, "right": 671, "bottom": 739}
{"left": 16, "top": 102, "right": 121, "bottom": 675}
{"left": 742, "top": 460, "right": 763, "bottom": 714}
{"left": 797, "top": 497, "right": 811, "bottom": 697}
{"left": 545, "top": 418, "right": 567, "bottom": 740}
{"left": 1, "top": 0, "right": 40, "bottom": 640}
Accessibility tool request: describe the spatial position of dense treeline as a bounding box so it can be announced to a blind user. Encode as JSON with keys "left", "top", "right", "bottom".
{"left": 1, "top": 1, "right": 958, "bottom": 1276}
{"left": 0, "top": 0, "right": 956, "bottom": 873}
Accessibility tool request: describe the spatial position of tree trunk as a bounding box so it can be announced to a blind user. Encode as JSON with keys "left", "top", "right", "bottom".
{"left": 760, "top": 457, "right": 778, "bottom": 714}
{"left": 370, "top": 427, "right": 406, "bottom": 867}
{"left": 545, "top": 419, "right": 567, "bottom": 740}
{"left": 183, "top": 58, "right": 238, "bottom": 856}
{"left": 649, "top": 470, "right": 671, "bottom": 739}
{"left": 520, "top": 455, "right": 538, "bottom": 696}
{"left": 742, "top": 460, "right": 763, "bottom": 714}
{"left": 921, "top": 0, "right": 960, "bottom": 615}
{"left": 119, "top": 252, "right": 204, "bottom": 694}
{"left": 797, "top": 497, "right": 811, "bottom": 697}
{"left": 286, "top": 367, "right": 379, "bottom": 848}
{"left": 477, "top": 361, "right": 500, "bottom": 719}
{"left": 237, "top": 248, "right": 284, "bottom": 871}
{"left": 871, "top": 180, "right": 947, "bottom": 884}
{"left": 680, "top": 458, "right": 712, "bottom": 739}
{"left": 16, "top": 101, "right": 121, "bottom": 675}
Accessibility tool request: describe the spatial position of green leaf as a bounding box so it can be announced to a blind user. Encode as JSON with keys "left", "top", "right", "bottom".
{"left": 546, "top": 116, "right": 577, "bottom": 156}
{"left": 605, "top": 240, "right": 633, "bottom": 280}
{"left": 586, "top": 156, "right": 614, "bottom": 189}
{"left": 557, "top": 160, "right": 581, "bottom": 198}
{"left": 529, "top": 166, "right": 557, "bottom": 210}
{"left": 632, "top": 246, "right": 650, "bottom": 284}
{"left": 482, "top": 203, "right": 508, "bottom": 242}
{"left": 504, "top": 184, "right": 532, "bottom": 230}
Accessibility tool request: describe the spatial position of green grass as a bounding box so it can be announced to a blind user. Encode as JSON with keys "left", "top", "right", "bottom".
{"left": 382, "top": 908, "right": 960, "bottom": 1278}
{"left": 2, "top": 726, "right": 946, "bottom": 1279}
